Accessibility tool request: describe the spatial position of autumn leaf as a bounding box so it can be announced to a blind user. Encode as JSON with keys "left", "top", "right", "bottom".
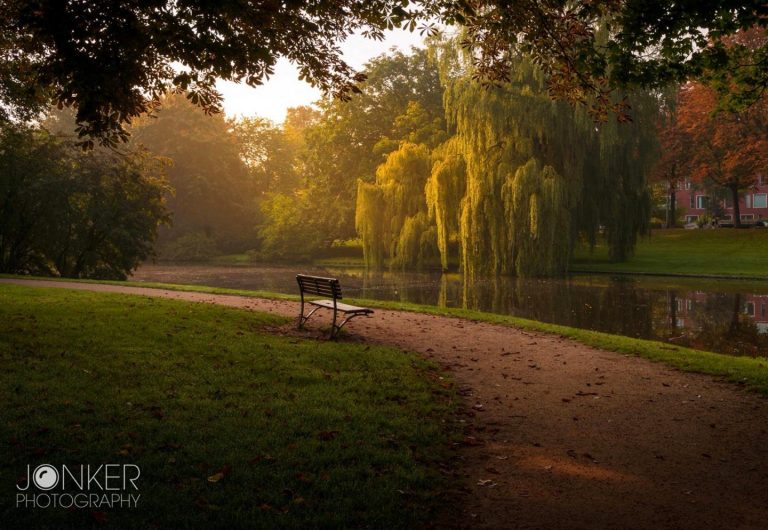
{"left": 316, "top": 430, "right": 340, "bottom": 441}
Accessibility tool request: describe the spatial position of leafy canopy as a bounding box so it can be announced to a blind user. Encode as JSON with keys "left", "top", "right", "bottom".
{"left": 0, "top": 0, "right": 441, "bottom": 145}
{"left": 3, "top": 1, "right": 768, "bottom": 145}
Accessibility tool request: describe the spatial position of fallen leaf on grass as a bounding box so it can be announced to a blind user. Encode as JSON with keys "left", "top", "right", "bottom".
{"left": 317, "top": 430, "right": 340, "bottom": 441}
{"left": 295, "top": 471, "right": 314, "bottom": 484}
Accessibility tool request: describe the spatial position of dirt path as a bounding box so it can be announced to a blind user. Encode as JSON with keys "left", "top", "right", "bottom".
{"left": 4, "top": 279, "right": 768, "bottom": 529}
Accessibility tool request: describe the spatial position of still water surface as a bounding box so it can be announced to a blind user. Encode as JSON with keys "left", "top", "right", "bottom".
{"left": 132, "top": 263, "right": 768, "bottom": 358}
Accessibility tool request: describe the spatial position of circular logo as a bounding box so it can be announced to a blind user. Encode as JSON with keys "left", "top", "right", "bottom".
{"left": 32, "top": 464, "right": 59, "bottom": 490}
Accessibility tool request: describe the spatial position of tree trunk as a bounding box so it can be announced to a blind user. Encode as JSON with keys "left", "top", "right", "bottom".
{"left": 731, "top": 185, "right": 741, "bottom": 227}
{"left": 667, "top": 180, "right": 677, "bottom": 228}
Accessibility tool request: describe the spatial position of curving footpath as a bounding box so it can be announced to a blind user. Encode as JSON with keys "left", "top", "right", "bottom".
{"left": 3, "top": 278, "right": 768, "bottom": 529}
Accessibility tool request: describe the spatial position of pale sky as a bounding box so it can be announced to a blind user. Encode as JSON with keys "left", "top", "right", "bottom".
{"left": 217, "top": 29, "right": 427, "bottom": 124}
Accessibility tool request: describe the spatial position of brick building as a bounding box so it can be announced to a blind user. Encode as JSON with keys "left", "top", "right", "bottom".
{"left": 675, "top": 177, "right": 768, "bottom": 225}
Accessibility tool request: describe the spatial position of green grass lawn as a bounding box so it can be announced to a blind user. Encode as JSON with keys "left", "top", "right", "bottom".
{"left": 572, "top": 228, "right": 768, "bottom": 277}
{"left": 0, "top": 285, "right": 457, "bottom": 529}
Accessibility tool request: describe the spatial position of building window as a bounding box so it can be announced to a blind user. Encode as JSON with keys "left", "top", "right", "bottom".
{"left": 754, "top": 193, "right": 767, "bottom": 209}
{"left": 741, "top": 214, "right": 754, "bottom": 221}
{"left": 721, "top": 214, "right": 732, "bottom": 221}
{"left": 746, "top": 194, "right": 752, "bottom": 208}
{"left": 684, "top": 180, "right": 692, "bottom": 190}
{"left": 695, "top": 195, "right": 708, "bottom": 209}
{"left": 689, "top": 193, "right": 695, "bottom": 209}
{"left": 762, "top": 304, "right": 766, "bottom": 318}
{"left": 746, "top": 302, "right": 755, "bottom": 316}
{"left": 686, "top": 215, "right": 699, "bottom": 224}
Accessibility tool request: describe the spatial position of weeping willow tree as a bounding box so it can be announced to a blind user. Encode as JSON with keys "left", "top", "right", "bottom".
{"left": 425, "top": 137, "right": 466, "bottom": 271}
{"left": 357, "top": 39, "right": 660, "bottom": 277}
{"left": 355, "top": 142, "right": 437, "bottom": 268}
{"left": 355, "top": 182, "right": 386, "bottom": 268}
{"left": 502, "top": 159, "right": 572, "bottom": 276}
{"left": 434, "top": 49, "right": 659, "bottom": 278}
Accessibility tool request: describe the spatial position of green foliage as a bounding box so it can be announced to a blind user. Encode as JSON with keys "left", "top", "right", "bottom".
{"left": 0, "top": 124, "right": 169, "bottom": 279}
{"left": 425, "top": 139, "right": 466, "bottom": 271}
{"left": 357, "top": 42, "right": 660, "bottom": 277}
{"left": 160, "top": 231, "right": 220, "bottom": 261}
{"left": 355, "top": 181, "right": 387, "bottom": 268}
{"left": 257, "top": 192, "right": 321, "bottom": 262}
{"left": 458, "top": 1, "right": 768, "bottom": 120}
{"left": 302, "top": 49, "right": 446, "bottom": 246}
{"left": 3, "top": 0, "right": 766, "bottom": 148}
{"left": 502, "top": 159, "right": 571, "bottom": 276}
{"left": 392, "top": 212, "right": 439, "bottom": 270}
{"left": 355, "top": 143, "right": 434, "bottom": 269}
{"left": 444, "top": 50, "right": 657, "bottom": 276}
{"left": 235, "top": 106, "right": 321, "bottom": 195}
{"left": 0, "top": 0, "right": 440, "bottom": 146}
{"left": 129, "top": 94, "right": 258, "bottom": 254}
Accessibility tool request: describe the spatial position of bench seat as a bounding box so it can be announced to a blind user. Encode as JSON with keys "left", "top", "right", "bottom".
{"left": 308, "top": 299, "right": 373, "bottom": 314}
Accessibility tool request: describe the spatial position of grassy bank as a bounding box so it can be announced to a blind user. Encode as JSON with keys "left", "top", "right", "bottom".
{"left": 0, "top": 285, "right": 456, "bottom": 528}
{"left": 573, "top": 228, "right": 768, "bottom": 278}
{"left": 355, "top": 298, "right": 768, "bottom": 394}
{"left": 4, "top": 276, "right": 768, "bottom": 397}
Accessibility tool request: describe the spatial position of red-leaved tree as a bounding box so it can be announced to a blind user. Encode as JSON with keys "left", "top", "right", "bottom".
{"left": 675, "top": 83, "right": 768, "bottom": 226}
{"left": 664, "top": 82, "right": 768, "bottom": 226}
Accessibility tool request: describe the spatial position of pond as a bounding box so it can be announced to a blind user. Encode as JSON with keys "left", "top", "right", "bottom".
{"left": 131, "top": 263, "right": 768, "bottom": 358}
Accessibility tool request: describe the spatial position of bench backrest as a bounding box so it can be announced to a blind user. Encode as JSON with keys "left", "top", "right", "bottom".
{"left": 296, "top": 274, "right": 343, "bottom": 300}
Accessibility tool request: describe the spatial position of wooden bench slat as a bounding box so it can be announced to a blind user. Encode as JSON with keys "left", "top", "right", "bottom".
{"left": 309, "top": 299, "right": 374, "bottom": 314}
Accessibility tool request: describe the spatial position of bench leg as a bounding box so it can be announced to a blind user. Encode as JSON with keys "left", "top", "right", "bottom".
{"left": 331, "top": 313, "right": 371, "bottom": 339}
{"left": 298, "top": 305, "right": 321, "bottom": 329}
{"left": 329, "top": 305, "right": 339, "bottom": 339}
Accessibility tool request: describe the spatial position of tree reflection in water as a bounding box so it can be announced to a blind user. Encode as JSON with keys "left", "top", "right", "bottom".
{"left": 132, "top": 264, "right": 768, "bottom": 357}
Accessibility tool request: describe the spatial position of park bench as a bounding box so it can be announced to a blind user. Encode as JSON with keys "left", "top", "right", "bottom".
{"left": 296, "top": 274, "right": 373, "bottom": 338}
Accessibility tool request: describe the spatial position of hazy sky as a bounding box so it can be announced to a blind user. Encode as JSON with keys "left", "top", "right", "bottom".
{"left": 217, "top": 29, "right": 426, "bottom": 124}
